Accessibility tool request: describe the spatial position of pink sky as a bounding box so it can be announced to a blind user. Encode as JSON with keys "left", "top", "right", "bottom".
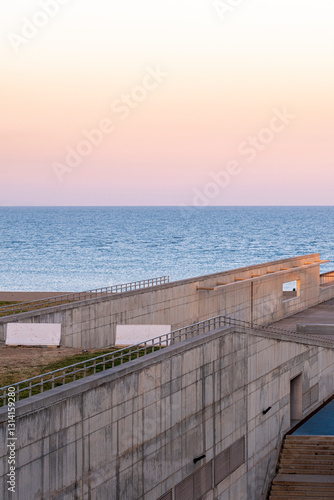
{"left": 1, "top": 1, "right": 334, "bottom": 205}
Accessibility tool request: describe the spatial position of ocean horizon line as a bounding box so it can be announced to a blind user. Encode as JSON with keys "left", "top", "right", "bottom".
{"left": 1, "top": 205, "right": 334, "bottom": 209}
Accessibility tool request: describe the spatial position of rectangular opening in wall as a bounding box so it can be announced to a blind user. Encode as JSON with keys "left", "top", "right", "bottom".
{"left": 290, "top": 373, "right": 303, "bottom": 426}
{"left": 283, "top": 280, "right": 300, "bottom": 301}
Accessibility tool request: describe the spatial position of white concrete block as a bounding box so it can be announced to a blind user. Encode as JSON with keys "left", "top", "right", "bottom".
{"left": 5, "top": 322, "right": 61, "bottom": 346}
{"left": 115, "top": 324, "right": 171, "bottom": 346}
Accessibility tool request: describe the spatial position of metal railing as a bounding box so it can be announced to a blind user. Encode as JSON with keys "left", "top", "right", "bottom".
{"left": 0, "top": 315, "right": 307, "bottom": 408}
{"left": 320, "top": 271, "right": 334, "bottom": 286}
{"left": 0, "top": 276, "right": 169, "bottom": 318}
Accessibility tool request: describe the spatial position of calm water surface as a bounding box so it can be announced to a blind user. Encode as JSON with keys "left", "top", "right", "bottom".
{"left": 0, "top": 206, "right": 333, "bottom": 291}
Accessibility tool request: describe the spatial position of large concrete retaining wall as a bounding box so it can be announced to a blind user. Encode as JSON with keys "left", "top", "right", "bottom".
{"left": 1, "top": 326, "right": 334, "bottom": 499}
{"left": 1, "top": 254, "right": 334, "bottom": 349}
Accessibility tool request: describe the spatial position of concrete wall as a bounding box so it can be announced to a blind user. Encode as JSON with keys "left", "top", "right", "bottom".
{"left": 320, "top": 282, "right": 334, "bottom": 302}
{"left": 1, "top": 254, "right": 333, "bottom": 349}
{"left": 1, "top": 326, "right": 334, "bottom": 499}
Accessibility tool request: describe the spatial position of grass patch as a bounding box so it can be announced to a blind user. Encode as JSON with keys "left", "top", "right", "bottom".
{"left": 0, "top": 301, "right": 23, "bottom": 318}
{"left": 0, "top": 299, "right": 86, "bottom": 318}
{"left": 0, "top": 345, "right": 163, "bottom": 406}
{"left": 40, "top": 348, "right": 120, "bottom": 373}
{"left": 0, "top": 348, "right": 115, "bottom": 388}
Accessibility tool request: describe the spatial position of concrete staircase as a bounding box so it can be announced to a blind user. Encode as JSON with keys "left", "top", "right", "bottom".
{"left": 269, "top": 435, "right": 334, "bottom": 499}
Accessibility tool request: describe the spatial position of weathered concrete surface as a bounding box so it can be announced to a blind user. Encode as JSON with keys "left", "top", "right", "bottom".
{"left": 272, "top": 298, "right": 334, "bottom": 341}
{"left": 1, "top": 254, "right": 333, "bottom": 349}
{"left": 1, "top": 325, "right": 334, "bottom": 500}
{"left": 297, "top": 323, "right": 334, "bottom": 335}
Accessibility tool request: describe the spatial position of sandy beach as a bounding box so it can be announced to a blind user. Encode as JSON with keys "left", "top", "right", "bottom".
{"left": 0, "top": 292, "right": 71, "bottom": 303}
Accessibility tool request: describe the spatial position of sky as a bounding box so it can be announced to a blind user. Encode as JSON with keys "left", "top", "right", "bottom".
{"left": 0, "top": 0, "right": 333, "bottom": 206}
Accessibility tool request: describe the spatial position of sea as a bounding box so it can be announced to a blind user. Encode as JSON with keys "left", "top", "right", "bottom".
{"left": 0, "top": 206, "right": 333, "bottom": 292}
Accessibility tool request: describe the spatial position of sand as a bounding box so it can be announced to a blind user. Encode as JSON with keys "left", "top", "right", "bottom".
{"left": 0, "top": 292, "right": 71, "bottom": 303}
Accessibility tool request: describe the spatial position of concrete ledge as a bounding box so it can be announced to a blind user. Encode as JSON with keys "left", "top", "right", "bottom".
{"left": 297, "top": 324, "right": 334, "bottom": 335}
{"left": 249, "top": 326, "right": 334, "bottom": 349}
